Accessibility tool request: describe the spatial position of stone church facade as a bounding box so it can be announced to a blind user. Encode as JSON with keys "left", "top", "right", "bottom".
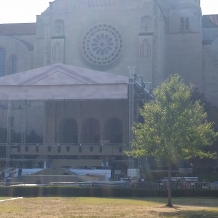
{"left": 0, "top": 0, "right": 217, "bottom": 99}
{"left": 0, "top": 0, "right": 218, "bottom": 167}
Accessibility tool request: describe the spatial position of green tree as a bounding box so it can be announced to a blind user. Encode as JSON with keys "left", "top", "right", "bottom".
{"left": 190, "top": 88, "right": 218, "bottom": 171}
{"left": 191, "top": 87, "right": 218, "bottom": 138}
{"left": 127, "top": 74, "right": 217, "bottom": 207}
{"left": 26, "top": 130, "right": 43, "bottom": 143}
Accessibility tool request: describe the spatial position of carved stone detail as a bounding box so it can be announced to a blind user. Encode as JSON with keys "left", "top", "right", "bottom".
{"left": 79, "top": 22, "right": 124, "bottom": 69}
{"left": 53, "top": 19, "right": 64, "bottom": 36}
{"left": 51, "top": 39, "right": 65, "bottom": 64}
{"left": 44, "top": 24, "right": 51, "bottom": 66}
{"left": 52, "top": 42, "right": 62, "bottom": 61}
{"left": 141, "top": 15, "right": 152, "bottom": 32}
{"left": 140, "top": 39, "right": 151, "bottom": 58}
{"left": 88, "top": 0, "right": 115, "bottom": 7}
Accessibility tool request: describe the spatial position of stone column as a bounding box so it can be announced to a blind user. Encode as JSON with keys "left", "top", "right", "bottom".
{"left": 45, "top": 101, "right": 56, "bottom": 143}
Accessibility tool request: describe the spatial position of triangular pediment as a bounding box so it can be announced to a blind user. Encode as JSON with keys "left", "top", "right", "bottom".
{"left": 0, "top": 64, "right": 128, "bottom": 86}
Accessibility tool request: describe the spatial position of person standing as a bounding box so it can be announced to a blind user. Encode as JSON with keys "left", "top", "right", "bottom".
{"left": 18, "top": 168, "right": 22, "bottom": 179}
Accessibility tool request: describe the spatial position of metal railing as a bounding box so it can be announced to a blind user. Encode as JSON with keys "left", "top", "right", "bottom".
{"left": 49, "top": 181, "right": 130, "bottom": 188}
{"left": 0, "top": 143, "right": 128, "bottom": 147}
{"left": 131, "top": 181, "right": 214, "bottom": 190}
{"left": 0, "top": 181, "right": 24, "bottom": 186}
{"left": 1, "top": 180, "right": 218, "bottom": 190}
{"left": 47, "top": 181, "right": 218, "bottom": 190}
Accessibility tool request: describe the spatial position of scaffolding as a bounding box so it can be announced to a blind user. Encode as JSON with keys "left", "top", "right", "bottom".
{"left": 128, "top": 70, "right": 153, "bottom": 169}
{"left": 135, "top": 76, "right": 153, "bottom": 168}
{"left": 6, "top": 100, "right": 12, "bottom": 168}
{"left": 21, "top": 100, "right": 28, "bottom": 145}
{"left": 6, "top": 100, "right": 29, "bottom": 167}
{"left": 128, "top": 67, "right": 135, "bottom": 169}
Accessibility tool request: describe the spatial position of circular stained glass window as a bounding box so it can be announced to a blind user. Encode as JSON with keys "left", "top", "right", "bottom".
{"left": 80, "top": 23, "right": 124, "bottom": 69}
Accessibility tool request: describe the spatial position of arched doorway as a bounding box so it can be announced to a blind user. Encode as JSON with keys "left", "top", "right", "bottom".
{"left": 81, "top": 118, "right": 100, "bottom": 143}
{"left": 59, "top": 118, "right": 78, "bottom": 143}
{"left": 105, "top": 118, "right": 123, "bottom": 143}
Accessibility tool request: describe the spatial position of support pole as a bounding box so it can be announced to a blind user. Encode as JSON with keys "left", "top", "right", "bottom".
{"left": 21, "top": 100, "right": 27, "bottom": 145}
{"left": 134, "top": 76, "right": 152, "bottom": 169}
{"left": 6, "top": 100, "right": 12, "bottom": 168}
{"left": 128, "top": 66, "right": 135, "bottom": 169}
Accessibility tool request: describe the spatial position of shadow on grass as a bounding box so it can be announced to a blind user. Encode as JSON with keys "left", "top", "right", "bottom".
{"left": 156, "top": 210, "right": 218, "bottom": 218}
{"left": 123, "top": 197, "right": 218, "bottom": 207}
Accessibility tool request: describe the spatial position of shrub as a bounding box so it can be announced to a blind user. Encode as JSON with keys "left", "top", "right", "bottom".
{"left": 0, "top": 187, "right": 218, "bottom": 198}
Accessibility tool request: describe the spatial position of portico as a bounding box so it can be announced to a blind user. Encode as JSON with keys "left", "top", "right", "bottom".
{"left": 0, "top": 63, "right": 133, "bottom": 168}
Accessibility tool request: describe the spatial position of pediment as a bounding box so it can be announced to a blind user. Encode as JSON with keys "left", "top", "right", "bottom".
{"left": 0, "top": 64, "right": 128, "bottom": 86}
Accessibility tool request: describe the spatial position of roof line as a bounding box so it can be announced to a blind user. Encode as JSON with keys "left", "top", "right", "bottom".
{"left": 0, "top": 22, "right": 36, "bottom": 25}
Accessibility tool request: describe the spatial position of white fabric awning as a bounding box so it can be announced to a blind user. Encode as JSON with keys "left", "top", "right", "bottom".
{"left": 0, "top": 64, "right": 128, "bottom": 100}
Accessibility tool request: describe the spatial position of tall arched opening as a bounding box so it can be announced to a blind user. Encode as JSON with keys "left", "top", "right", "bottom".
{"left": 105, "top": 118, "right": 123, "bottom": 143}
{"left": 59, "top": 118, "right": 78, "bottom": 143}
{"left": 81, "top": 118, "right": 100, "bottom": 143}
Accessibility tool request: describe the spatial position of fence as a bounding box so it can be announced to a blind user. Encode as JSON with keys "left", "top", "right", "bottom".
{"left": 1, "top": 180, "right": 218, "bottom": 190}
{"left": 0, "top": 181, "right": 24, "bottom": 186}
{"left": 131, "top": 181, "right": 217, "bottom": 190}
{"left": 48, "top": 181, "right": 218, "bottom": 190}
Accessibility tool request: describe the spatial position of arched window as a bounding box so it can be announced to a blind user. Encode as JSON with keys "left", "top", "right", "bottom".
{"left": 10, "top": 55, "right": 17, "bottom": 74}
{"left": 180, "top": 18, "right": 184, "bottom": 31}
{"left": 52, "top": 42, "right": 61, "bottom": 61}
{"left": 81, "top": 118, "right": 100, "bottom": 143}
{"left": 59, "top": 118, "right": 78, "bottom": 143}
{"left": 185, "top": 17, "right": 190, "bottom": 30}
{"left": 104, "top": 118, "right": 123, "bottom": 143}
{"left": 0, "top": 48, "right": 6, "bottom": 77}
{"left": 140, "top": 39, "right": 151, "bottom": 58}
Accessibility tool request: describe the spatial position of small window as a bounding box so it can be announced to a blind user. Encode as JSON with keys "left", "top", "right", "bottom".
{"left": 0, "top": 48, "right": 6, "bottom": 77}
{"left": 180, "top": 17, "right": 185, "bottom": 31}
{"left": 185, "top": 17, "right": 190, "bottom": 30}
{"left": 10, "top": 55, "right": 17, "bottom": 74}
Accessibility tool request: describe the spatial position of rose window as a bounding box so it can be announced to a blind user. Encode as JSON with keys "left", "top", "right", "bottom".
{"left": 80, "top": 24, "right": 123, "bottom": 69}
{"left": 92, "top": 34, "right": 113, "bottom": 56}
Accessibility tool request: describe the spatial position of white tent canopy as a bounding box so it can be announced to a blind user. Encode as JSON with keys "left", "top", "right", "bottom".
{"left": 0, "top": 64, "right": 128, "bottom": 100}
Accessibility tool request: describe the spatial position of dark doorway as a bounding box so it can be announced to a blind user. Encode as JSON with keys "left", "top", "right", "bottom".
{"left": 60, "top": 118, "right": 78, "bottom": 143}
{"left": 81, "top": 118, "right": 100, "bottom": 143}
{"left": 105, "top": 118, "right": 123, "bottom": 143}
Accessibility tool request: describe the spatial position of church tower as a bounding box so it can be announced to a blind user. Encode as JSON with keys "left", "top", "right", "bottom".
{"left": 165, "top": 0, "right": 203, "bottom": 90}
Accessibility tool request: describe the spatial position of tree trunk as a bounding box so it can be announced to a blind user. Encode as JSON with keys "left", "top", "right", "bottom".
{"left": 167, "top": 161, "right": 173, "bottom": 207}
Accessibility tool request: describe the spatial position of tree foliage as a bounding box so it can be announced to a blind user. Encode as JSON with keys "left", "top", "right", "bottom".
{"left": 127, "top": 74, "right": 217, "bottom": 207}
{"left": 0, "top": 128, "right": 42, "bottom": 143}
{"left": 191, "top": 88, "right": 218, "bottom": 144}
{"left": 129, "top": 75, "right": 216, "bottom": 161}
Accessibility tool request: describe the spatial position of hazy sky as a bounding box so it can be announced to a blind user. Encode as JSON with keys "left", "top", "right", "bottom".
{"left": 0, "top": 0, "right": 217, "bottom": 24}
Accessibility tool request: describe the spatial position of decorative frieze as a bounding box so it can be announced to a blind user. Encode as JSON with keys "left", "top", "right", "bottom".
{"left": 88, "top": 0, "right": 115, "bottom": 7}
{"left": 141, "top": 16, "right": 152, "bottom": 33}
{"left": 53, "top": 20, "right": 64, "bottom": 36}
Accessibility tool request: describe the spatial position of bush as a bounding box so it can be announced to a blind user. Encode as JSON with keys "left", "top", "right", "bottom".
{"left": 0, "top": 187, "right": 218, "bottom": 198}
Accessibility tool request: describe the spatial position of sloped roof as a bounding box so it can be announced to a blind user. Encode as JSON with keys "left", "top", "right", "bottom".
{"left": 202, "top": 15, "right": 218, "bottom": 28}
{"left": 0, "top": 64, "right": 128, "bottom": 86}
{"left": 0, "top": 64, "right": 128, "bottom": 100}
{"left": 0, "top": 23, "right": 36, "bottom": 35}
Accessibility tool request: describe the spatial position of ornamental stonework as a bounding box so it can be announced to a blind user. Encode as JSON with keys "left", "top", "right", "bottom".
{"left": 79, "top": 23, "right": 124, "bottom": 69}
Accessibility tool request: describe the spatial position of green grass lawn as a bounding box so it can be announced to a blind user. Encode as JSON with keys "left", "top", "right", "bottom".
{"left": 0, "top": 197, "right": 217, "bottom": 217}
